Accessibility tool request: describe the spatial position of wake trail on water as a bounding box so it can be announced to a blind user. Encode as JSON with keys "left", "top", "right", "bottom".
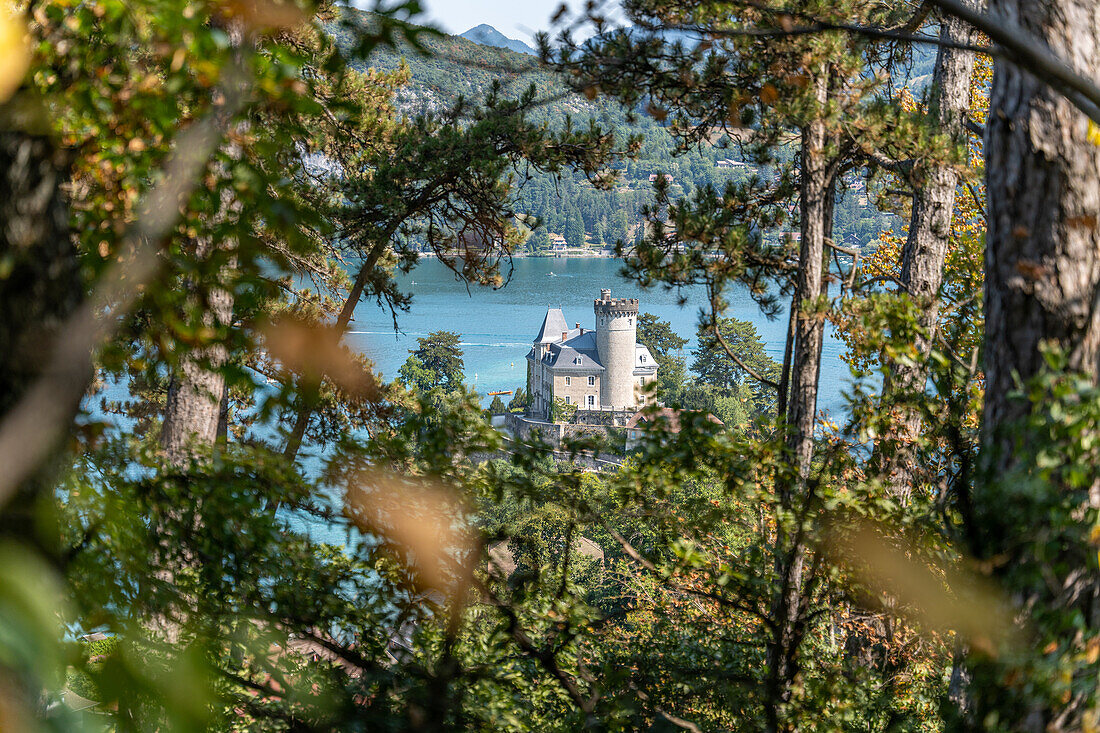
{"left": 460, "top": 342, "right": 530, "bottom": 348}
{"left": 345, "top": 331, "right": 531, "bottom": 348}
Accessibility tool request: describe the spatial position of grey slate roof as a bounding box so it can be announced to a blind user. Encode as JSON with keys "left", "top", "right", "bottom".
{"left": 546, "top": 330, "right": 605, "bottom": 371}
{"left": 534, "top": 307, "right": 570, "bottom": 343}
{"left": 528, "top": 330, "right": 606, "bottom": 371}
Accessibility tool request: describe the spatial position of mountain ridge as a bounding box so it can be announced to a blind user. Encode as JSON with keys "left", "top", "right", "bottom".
{"left": 460, "top": 23, "right": 536, "bottom": 55}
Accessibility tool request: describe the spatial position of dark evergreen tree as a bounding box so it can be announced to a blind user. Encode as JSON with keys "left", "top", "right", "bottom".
{"left": 399, "top": 330, "right": 465, "bottom": 393}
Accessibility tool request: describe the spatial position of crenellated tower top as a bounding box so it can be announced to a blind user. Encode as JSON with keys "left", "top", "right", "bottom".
{"left": 594, "top": 288, "right": 639, "bottom": 317}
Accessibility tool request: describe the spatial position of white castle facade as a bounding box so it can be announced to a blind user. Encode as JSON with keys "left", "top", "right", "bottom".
{"left": 526, "top": 289, "right": 658, "bottom": 421}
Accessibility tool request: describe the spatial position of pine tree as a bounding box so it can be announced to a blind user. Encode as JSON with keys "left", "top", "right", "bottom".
{"left": 400, "top": 331, "right": 465, "bottom": 393}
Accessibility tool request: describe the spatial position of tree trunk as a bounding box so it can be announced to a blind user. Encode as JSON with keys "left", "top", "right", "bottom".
{"left": 160, "top": 244, "right": 234, "bottom": 467}
{"left": 0, "top": 127, "right": 80, "bottom": 552}
{"left": 978, "top": 1, "right": 1100, "bottom": 728}
{"left": 160, "top": 24, "right": 249, "bottom": 469}
{"left": 282, "top": 238, "right": 389, "bottom": 462}
{"left": 881, "top": 3, "right": 979, "bottom": 498}
{"left": 983, "top": 0, "right": 1100, "bottom": 468}
{"left": 216, "top": 379, "right": 229, "bottom": 449}
{"left": 785, "top": 74, "right": 831, "bottom": 484}
{"left": 765, "top": 73, "right": 834, "bottom": 733}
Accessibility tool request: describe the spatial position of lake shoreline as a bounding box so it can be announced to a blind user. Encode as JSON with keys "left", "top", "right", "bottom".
{"left": 417, "top": 250, "right": 618, "bottom": 259}
{"left": 348, "top": 257, "right": 854, "bottom": 414}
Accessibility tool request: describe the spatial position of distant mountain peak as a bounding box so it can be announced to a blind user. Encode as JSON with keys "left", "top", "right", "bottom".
{"left": 460, "top": 24, "right": 536, "bottom": 55}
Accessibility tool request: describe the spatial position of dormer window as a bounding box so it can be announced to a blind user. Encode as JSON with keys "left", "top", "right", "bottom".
{"left": 640, "top": 355, "right": 646, "bottom": 363}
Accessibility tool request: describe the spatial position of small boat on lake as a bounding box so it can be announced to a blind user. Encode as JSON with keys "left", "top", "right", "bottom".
{"left": 548, "top": 272, "right": 557, "bottom": 277}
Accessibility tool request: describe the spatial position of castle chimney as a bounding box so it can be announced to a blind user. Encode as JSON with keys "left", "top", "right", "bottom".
{"left": 575, "top": 323, "right": 580, "bottom": 329}
{"left": 562, "top": 331, "right": 568, "bottom": 342}
{"left": 600, "top": 288, "right": 611, "bottom": 300}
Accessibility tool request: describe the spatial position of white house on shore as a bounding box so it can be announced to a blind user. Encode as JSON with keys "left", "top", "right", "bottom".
{"left": 526, "top": 289, "right": 658, "bottom": 421}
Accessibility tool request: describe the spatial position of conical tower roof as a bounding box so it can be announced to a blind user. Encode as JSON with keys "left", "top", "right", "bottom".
{"left": 533, "top": 306, "right": 569, "bottom": 343}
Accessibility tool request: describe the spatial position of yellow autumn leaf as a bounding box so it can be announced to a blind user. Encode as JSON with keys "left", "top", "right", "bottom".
{"left": 1088, "top": 119, "right": 1100, "bottom": 147}
{"left": 0, "top": 2, "right": 30, "bottom": 103}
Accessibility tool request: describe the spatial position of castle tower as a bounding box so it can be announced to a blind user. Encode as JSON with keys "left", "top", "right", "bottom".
{"left": 594, "top": 288, "right": 639, "bottom": 409}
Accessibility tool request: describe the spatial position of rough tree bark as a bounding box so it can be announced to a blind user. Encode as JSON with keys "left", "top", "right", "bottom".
{"left": 0, "top": 126, "right": 80, "bottom": 551}
{"left": 880, "top": 3, "right": 979, "bottom": 498}
{"left": 978, "top": 1, "right": 1100, "bottom": 729}
{"left": 785, "top": 74, "right": 831, "bottom": 483}
{"left": 159, "top": 23, "right": 248, "bottom": 469}
{"left": 983, "top": 0, "right": 1100, "bottom": 466}
{"left": 159, "top": 245, "right": 234, "bottom": 467}
{"left": 765, "top": 71, "right": 834, "bottom": 733}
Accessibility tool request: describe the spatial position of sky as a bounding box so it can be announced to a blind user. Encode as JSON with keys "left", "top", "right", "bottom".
{"left": 418, "top": 0, "right": 612, "bottom": 42}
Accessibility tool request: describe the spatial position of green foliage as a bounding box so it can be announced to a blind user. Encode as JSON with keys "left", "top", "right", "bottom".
{"left": 350, "top": 10, "right": 895, "bottom": 253}
{"left": 399, "top": 330, "right": 465, "bottom": 393}
{"left": 565, "top": 210, "right": 585, "bottom": 248}
{"left": 529, "top": 226, "right": 551, "bottom": 253}
{"left": 676, "top": 381, "right": 751, "bottom": 427}
{"left": 692, "top": 317, "right": 781, "bottom": 413}
{"left": 957, "top": 349, "right": 1100, "bottom": 729}
{"left": 550, "top": 396, "right": 579, "bottom": 423}
{"left": 637, "top": 312, "right": 688, "bottom": 363}
{"left": 508, "top": 386, "right": 527, "bottom": 411}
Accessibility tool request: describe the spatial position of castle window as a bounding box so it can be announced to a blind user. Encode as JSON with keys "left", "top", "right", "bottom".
{"left": 565, "top": 377, "right": 571, "bottom": 386}
{"left": 564, "top": 396, "right": 571, "bottom": 404}
{"left": 588, "top": 376, "right": 595, "bottom": 386}
{"left": 588, "top": 395, "right": 595, "bottom": 407}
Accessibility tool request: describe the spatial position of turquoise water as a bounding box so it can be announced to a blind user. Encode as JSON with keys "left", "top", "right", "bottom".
{"left": 93, "top": 256, "right": 857, "bottom": 544}
{"left": 347, "top": 256, "right": 853, "bottom": 413}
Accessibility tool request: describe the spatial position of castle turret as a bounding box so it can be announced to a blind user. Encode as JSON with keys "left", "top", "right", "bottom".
{"left": 594, "top": 288, "right": 639, "bottom": 409}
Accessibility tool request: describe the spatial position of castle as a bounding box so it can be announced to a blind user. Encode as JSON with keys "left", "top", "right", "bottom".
{"left": 526, "top": 289, "right": 658, "bottom": 421}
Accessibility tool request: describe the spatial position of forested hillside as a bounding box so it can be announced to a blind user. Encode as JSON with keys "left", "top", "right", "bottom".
{"left": 334, "top": 10, "right": 897, "bottom": 252}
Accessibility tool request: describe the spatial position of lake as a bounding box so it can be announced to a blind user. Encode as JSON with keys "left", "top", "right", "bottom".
{"left": 346, "top": 256, "right": 854, "bottom": 413}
